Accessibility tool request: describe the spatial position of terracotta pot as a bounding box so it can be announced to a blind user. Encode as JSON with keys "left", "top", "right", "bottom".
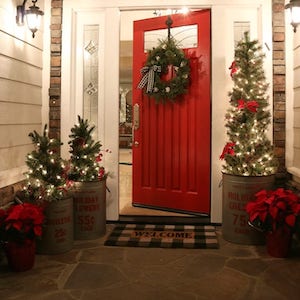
{"left": 5, "top": 239, "right": 36, "bottom": 272}
{"left": 266, "top": 226, "right": 292, "bottom": 258}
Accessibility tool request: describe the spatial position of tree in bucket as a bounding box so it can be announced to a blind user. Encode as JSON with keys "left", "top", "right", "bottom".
{"left": 68, "top": 116, "right": 109, "bottom": 240}
{"left": 23, "top": 125, "right": 73, "bottom": 254}
{"left": 220, "top": 32, "right": 278, "bottom": 244}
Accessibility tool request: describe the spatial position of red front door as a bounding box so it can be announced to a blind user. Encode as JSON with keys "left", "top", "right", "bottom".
{"left": 132, "top": 10, "right": 211, "bottom": 215}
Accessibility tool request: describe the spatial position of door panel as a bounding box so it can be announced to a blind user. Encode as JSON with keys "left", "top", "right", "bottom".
{"left": 132, "top": 10, "right": 211, "bottom": 214}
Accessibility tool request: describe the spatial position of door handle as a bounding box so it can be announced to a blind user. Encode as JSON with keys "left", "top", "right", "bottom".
{"left": 133, "top": 103, "right": 140, "bottom": 130}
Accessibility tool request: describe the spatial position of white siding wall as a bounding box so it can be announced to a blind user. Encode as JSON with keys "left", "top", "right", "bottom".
{"left": 0, "top": 0, "right": 44, "bottom": 188}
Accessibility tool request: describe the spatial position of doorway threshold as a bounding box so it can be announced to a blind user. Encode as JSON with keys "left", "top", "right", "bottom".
{"left": 117, "top": 215, "right": 211, "bottom": 225}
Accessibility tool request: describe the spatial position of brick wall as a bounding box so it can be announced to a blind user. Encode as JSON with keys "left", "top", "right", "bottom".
{"left": 272, "top": 0, "right": 287, "bottom": 181}
{"left": 49, "top": 0, "right": 63, "bottom": 141}
{"left": 0, "top": 181, "right": 25, "bottom": 207}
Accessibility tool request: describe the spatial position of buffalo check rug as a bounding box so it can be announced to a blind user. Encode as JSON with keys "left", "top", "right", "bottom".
{"left": 104, "top": 224, "right": 219, "bottom": 249}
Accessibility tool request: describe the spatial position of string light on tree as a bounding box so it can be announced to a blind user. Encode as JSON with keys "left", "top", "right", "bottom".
{"left": 68, "top": 116, "right": 109, "bottom": 182}
{"left": 220, "top": 32, "right": 278, "bottom": 176}
{"left": 24, "top": 125, "right": 69, "bottom": 202}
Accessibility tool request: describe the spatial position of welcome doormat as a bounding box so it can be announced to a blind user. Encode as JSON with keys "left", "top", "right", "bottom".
{"left": 104, "top": 224, "right": 219, "bottom": 249}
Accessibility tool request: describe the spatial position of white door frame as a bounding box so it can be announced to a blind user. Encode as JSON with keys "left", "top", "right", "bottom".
{"left": 61, "top": 6, "right": 120, "bottom": 220}
{"left": 61, "top": 0, "right": 272, "bottom": 223}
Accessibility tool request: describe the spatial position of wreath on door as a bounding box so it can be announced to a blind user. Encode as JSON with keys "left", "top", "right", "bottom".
{"left": 137, "top": 37, "right": 190, "bottom": 103}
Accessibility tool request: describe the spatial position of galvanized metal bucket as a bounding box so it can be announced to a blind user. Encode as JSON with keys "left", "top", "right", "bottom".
{"left": 222, "top": 173, "right": 275, "bottom": 245}
{"left": 72, "top": 180, "right": 107, "bottom": 240}
{"left": 37, "top": 195, "right": 74, "bottom": 254}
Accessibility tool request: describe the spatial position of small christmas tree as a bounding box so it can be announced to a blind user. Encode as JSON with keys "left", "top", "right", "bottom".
{"left": 68, "top": 116, "right": 107, "bottom": 182}
{"left": 24, "top": 125, "right": 68, "bottom": 202}
{"left": 220, "top": 32, "right": 278, "bottom": 176}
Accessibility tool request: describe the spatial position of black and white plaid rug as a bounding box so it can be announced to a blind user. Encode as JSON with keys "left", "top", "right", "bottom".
{"left": 104, "top": 224, "right": 219, "bottom": 249}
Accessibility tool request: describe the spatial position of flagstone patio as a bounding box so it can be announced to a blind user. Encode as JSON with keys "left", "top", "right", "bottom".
{"left": 0, "top": 225, "right": 300, "bottom": 300}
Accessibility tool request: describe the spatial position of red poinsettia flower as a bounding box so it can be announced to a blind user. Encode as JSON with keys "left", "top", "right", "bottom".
{"left": 229, "top": 61, "right": 238, "bottom": 77}
{"left": 246, "top": 197, "right": 268, "bottom": 223}
{"left": 220, "top": 142, "right": 236, "bottom": 160}
{"left": 0, "top": 203, "right": 44, "bottom": 242}
{"left": 246, "top": 188, "right": 300, "bottom": 232}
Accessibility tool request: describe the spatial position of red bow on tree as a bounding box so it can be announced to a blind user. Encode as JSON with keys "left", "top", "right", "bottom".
{"left": 238, "top": 99, "right": 259, "bottom": 113}
{"left": 220, "top": 142, "right": 236, "bottom": 160}
{"left": 229, "top": 61, "right": 238, "bottom": 77}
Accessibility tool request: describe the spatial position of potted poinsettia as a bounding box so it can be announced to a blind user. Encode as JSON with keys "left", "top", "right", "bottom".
{"left": 246, "top": 188, "right": 300, "bottom": 257}
{"left": 23, "top": 125, "right": 73, "bottom": 254}
{"left": 220, "top": 32, "right": 278, "bottom": 245}
{"left": 68, "top": 116, "right": 109, "bottom": 239}
{"left": 0, "top": 202, "right": 44, "bottom": 271}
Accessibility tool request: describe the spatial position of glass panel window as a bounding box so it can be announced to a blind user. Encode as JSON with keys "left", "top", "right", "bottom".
{"left": 144, "top": 24, "right": 198, "bottom": 51}
{"left": 83, "top": 25, "right": 99, "bottom": 139}
{"left": 234, "top": 21, "right": 250, "bottom": 46}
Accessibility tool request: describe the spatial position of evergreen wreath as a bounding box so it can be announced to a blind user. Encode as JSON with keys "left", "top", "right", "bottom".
{"left": 138, "top": 37, "right": 190, "bottom": 103}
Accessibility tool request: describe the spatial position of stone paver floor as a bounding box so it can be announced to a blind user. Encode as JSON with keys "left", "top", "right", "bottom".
{"left": 1, "top": 225, "right": 300, "bottom": 300}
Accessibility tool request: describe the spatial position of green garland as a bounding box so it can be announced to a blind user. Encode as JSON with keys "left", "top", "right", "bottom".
{"left": 138, "top": 38, "right": 190, "bottom": 103}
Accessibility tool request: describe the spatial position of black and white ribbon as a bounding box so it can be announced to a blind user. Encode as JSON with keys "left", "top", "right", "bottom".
{"left": 138, "top": 65, "right": 161, "bottom": 93}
